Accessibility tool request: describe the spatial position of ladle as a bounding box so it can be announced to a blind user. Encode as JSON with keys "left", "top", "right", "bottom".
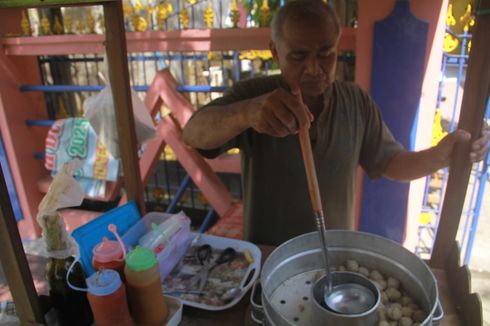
{"left": 297, "top": 103, "right": 376, "bottom": 315}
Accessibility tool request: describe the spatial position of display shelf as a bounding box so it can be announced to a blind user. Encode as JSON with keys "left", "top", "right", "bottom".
{"left": 0, "top": 0, "right": 115, "bottom": 8}
{"left": 1, "top": 27, "right": 357, "bottom": 56}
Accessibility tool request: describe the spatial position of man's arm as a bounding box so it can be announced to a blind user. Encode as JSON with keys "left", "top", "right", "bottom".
{"left": 183, "top": 99, "right": 251, "bottom": 150}
{"left": 383, "top": 125, "right": 490, "bottom": 181}
{"left": 183, "top": 88, "right": 311, "bottom": 150}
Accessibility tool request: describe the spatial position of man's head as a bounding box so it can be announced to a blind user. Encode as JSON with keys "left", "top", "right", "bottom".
{"left": 270, "top": 0, "right": 341, "bottom": 98}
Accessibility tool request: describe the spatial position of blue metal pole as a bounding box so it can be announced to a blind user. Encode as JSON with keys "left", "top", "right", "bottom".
{"left": 460, "top": 164, "right": 479, "bottom": 251}
{"left": 25, "top": 119, "right": 55, "bottom": 127}
{"left": 449, "top": 31, "right": 468, "bottom": 132}
{"left": 234, "top": 51, "right": 240, "bottom": 82}
{"left": 19, "top": 85, "right": 226, "bottom": 93}
{"left": 165, "top": 174, "right": 191, "bottom": 214}
{"left": 198, "top": 208, "right": 216, "bottom": 234}
{"left": 0, "top": 136, "right": 23, "bottom": 221}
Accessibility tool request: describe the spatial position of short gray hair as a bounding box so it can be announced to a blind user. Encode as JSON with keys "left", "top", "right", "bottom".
{"left": 271, "top": 0, "right": 340, "bottom": 42}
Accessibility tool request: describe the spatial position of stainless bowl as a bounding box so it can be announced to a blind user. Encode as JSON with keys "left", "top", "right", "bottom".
{"left": 311, "top": 272, "right": 380, "bottom": 325}
{"left": 252, "top": 230, "right": 443, "bottom": 325}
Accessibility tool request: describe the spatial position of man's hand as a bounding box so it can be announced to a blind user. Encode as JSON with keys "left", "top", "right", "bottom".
{"left": 470, "top": 122, "right": 490, "bottom": 162}
{"left": 383, "top": 121, "right": 490, "bottom": 181}
{"left": 435, "top": 121, "right": 490, "bottom": 166}
{"left": 246, "top": 88, "right": 313, "bottom": 137}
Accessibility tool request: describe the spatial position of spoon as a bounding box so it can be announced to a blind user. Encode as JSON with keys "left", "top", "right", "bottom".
{"left": 220, "top": 287, "right": 242, "bottom": 302}
{"left": 296, "top": 92, "right": 376, "bottom": 314}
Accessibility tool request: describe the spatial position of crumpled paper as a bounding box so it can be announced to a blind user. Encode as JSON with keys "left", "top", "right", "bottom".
{"left": 24, "top": 160, "right": 83, "bottom": 259}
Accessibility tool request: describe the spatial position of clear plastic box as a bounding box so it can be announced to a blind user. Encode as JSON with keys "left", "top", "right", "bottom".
{"left": 122, "top": 212, "right": 192, "bottom": 281}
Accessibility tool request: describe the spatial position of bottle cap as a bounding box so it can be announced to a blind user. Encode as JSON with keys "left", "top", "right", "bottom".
{"left": 93, "top": 237, "right": 123, "bottom": 263}
{"left": 125, "top": 246, "right": 158, "bottom": 272}
{"left": 87, "top": 269, "right": 121, "bottom": 296}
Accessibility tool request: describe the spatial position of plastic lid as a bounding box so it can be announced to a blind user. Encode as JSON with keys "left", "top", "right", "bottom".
{"left": 87, "top": 269, "right": 121, "bottom": 296}
{"left": 93, "top": 237, "right": 123, "bottom": 263}
{"left": 125, "top": 246, "right": 158, "bottom": 272}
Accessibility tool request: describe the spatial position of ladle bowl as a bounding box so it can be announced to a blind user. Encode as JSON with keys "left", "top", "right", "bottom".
{"left": 311, "top": 272, "right": 381, "bottom": 325}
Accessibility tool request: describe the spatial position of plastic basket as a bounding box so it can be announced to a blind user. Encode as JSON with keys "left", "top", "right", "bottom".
{"left": 71, "top": 201, "right": 141, "bottom": 276}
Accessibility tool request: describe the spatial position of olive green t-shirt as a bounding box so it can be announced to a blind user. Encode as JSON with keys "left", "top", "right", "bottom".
{"left": 196, "top": 75, "right": 403, "bottom": 246}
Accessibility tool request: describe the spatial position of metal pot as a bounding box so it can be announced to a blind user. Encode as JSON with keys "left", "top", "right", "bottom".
{"left": 251, "top": 230, "right": 443, "bottom": 325}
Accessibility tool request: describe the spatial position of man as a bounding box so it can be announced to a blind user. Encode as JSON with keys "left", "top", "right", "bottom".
{"left": 183, "top": 0, "right": 489, "bottom": 246}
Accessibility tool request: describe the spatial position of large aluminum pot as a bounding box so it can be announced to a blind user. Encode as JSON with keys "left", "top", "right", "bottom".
{"left": 251, "top": 230, "right": 443, "bottom": 325}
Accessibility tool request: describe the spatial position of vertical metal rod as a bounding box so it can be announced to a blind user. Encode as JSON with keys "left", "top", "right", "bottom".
{"left": 166, "top": 174, "right": 191, "bottom": 213}
{"left": 198, "top": 208, "right": 216, "bottom": 234}
{"left": 449, "top": 32, "right": 468, "bottom": 132}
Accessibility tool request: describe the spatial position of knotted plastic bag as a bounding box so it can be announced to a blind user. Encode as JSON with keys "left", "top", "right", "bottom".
{"left": 24, "top": 160, "right": 84, "bottom": 259}
{"left": 83, "top": 86, "right": 156, "bottom": 159}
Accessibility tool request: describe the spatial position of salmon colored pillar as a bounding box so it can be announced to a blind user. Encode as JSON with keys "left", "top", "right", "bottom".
{"left": 0, "top": 9, "right": 50, "bottom": 238}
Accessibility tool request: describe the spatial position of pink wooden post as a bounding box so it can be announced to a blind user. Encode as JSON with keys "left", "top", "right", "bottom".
{"left": 0, "top": 9, "right": 49, "bottom": 239}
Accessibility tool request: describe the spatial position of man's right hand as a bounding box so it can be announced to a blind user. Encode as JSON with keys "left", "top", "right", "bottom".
{"left": 246, "top": 88, "right": 313, "bottom": 137}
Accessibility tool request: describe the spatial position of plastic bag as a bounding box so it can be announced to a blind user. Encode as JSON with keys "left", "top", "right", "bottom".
{"left": 26, "top": 160, "right": 83, "bottom": 259}
{"left": 83, "top": 85, "right": 156, "bottom": 158}
{"left": 44, "top": 117, "right": 119, "bottom": 198}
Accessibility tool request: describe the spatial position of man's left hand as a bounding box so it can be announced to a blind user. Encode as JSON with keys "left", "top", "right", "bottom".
{"left": 469, "top": 121, "right": 490, "bottom": 162}
{"left": 436, "top": 121, "right": 490, "bottom": 166}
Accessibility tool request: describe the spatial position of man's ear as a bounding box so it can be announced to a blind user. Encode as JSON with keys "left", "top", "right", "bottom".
{"left": 269, "top": 40, "right": 279, "bottom": 62}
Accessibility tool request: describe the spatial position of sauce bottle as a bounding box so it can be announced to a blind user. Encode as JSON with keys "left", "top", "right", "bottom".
{"left": 92, "top": 224, "right": 126, "bottom": 278}
{"left": 86, "top": 269, "right": 133, "bottom": 326}
{"left": 124, "top": 246, "right": 168, "bottom": 325}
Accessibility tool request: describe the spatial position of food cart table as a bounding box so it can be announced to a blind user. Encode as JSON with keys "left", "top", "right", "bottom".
{"left": 177, "top": 244, "right": 473, "bottom": 326}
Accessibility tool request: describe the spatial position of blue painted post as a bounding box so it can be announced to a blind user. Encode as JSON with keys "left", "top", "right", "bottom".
{"left": 166, "top": 174, "right": 191, "bottom": 214}
{"left": 449, "top": 31, "right": 469, "bottom": 132}
{"left": 198, "top": 208, "right": 216, "bottom": 234}
{"left": 0, "top": 137, "right": 23, "bottom": 221}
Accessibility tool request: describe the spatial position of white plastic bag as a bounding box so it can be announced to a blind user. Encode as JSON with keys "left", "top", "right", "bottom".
{"left": 83, "top": 85, "right": 156, "bottom": 158}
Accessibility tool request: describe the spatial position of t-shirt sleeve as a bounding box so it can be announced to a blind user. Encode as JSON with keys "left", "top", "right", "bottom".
{"left": 195, "top": 75, "right": 282, "bottom": 159}
{"left": 358, "top": 88, "right": 404, "bottom": 179}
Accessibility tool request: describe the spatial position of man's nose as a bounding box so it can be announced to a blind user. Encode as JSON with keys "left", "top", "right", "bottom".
{"left": 305, "top": 56, "right": 321, "bottom": 75}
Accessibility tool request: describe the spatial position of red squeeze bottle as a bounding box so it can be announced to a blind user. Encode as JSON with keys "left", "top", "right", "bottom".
{"left": 92, "top": 224, "right": 126, "bottom": 278}
{"left": 86, "top": 269, "right": 133, "bottom": 326}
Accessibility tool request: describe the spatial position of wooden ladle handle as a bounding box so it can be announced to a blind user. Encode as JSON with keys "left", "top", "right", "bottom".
{"left": 298, "top": 128, "right": 323, "bottom": 215}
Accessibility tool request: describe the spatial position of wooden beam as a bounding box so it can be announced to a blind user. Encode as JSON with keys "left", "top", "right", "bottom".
{"left": 0, "top": 0, "right": 115, "bottom": 8}
{"left": 0, "top": 167, "right": 44, "bottom": 325}
{"left": 430, "top": 0, "right": 490, "bottom": 267}
{"left": 103, "top": 1, "right": 145, "bottom": 214}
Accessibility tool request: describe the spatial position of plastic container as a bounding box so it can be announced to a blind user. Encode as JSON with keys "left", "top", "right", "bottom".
{"left": 122, "top": 212, "right": 191, "bottom": 281}
{"left": 92, "top": 224, "right": 126, "bottom": 278}
{"left": 139, "top": 214, "right": 189, "bottom": 255}
{"left": 86, "top": 269, "right": 133, "bottom": 326}
{"left": 124, "top": 246, "right": 168, "bottom": 325}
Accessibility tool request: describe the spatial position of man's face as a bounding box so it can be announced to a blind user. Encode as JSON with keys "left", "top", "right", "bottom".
{"left": 270, "top": 17, "right": 339, "bottom": 98}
